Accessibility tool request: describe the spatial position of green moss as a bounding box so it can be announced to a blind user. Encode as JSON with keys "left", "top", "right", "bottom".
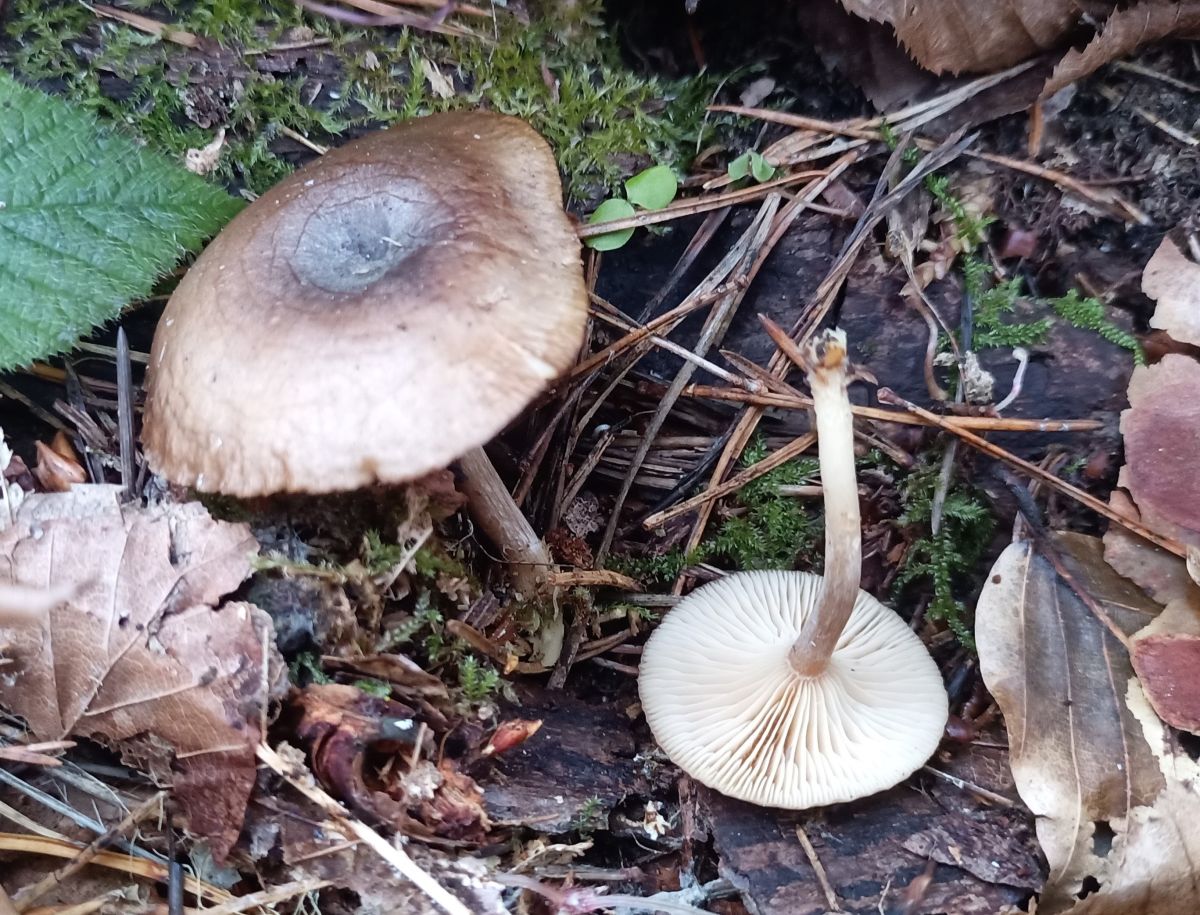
{"left": 1048, "top": 289, "right": 1145, "bottom": 364}
{"left": 456, "top": 655, "right": 500, "bottom": 701}
{"left": 571, "top": 795, "right": 606, "bottom": 836}
{"left": 706, "top": 437, "right": 821, "bottom": 571}
{"left": 893, "top": 458, "right": 994, "bottom": 648}
{"left": 964, "top": 256, "right": 1052, "bottom": 350}
{"left": 288, "top": 650, "right": 332, "bottom": 686}
{"left": 3, "top": 0, "right": 714, "bottom": 202}
{"left": 611, "top": 548, "right": 695, "bottom": 588}
{"left": 925, "top": 173, "right": 994, "bottom": 250}
{"left": 618, "top": 435, "right": 822, "bottom": 581}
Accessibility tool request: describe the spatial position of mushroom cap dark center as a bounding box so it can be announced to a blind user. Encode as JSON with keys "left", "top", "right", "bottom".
{"left": 278, "top": 175, "right": 449, "bottom": 295}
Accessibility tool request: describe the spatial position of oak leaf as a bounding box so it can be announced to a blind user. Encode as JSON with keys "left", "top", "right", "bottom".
{"left": 0, "top": 485, "right": 277, "bottom": 860}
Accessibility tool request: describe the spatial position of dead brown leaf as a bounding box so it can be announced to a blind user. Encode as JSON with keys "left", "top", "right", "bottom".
{"left": 1142, "top": 236, "right": 1200, "bottom": 349}
{"left": 835, "top": 0, "right": 1200, "bottom": 90}
{"left": 0, "top": 485, "right": 277, "bottom": 861}
{"left": 1044, "top": 2, "right": 1200, "bottom": 96}
{"left": 837, "top": 0, "right": 1078, "bottom": 74}
{"left": 977, "top": 532, "right": 1200, "bottom": 912}
{"left": 1121, "top": 354, "right": 1200, "bottom": 538}
{"left": 1103, "top": 491, "right": 1196, "bottom": 605}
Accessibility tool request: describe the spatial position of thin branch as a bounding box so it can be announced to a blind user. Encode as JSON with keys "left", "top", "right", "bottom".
{"left": 576, "top": 169, "right": 826, "bottom": 239}
{"left": 877, "top": 388, "right": 1186, "bottom": 558}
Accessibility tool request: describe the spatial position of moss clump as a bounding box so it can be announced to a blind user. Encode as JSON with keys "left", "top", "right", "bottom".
{"left": 616, "top": 436, "right": 822, "bottom": 583}
{"left": 893, "top": 457, "right": 994, "bottom": 648}
{"left": 3, "top": 0, "right": 714, "bottom": 200}
{"left": 706, "top": 437, "right": 821, "bottom": 571}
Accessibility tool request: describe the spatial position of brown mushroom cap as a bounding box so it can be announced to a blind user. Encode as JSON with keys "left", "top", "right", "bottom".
{"left": 638, "top": 570, "right": 948, "bottom": 808}
{"left": 143, "top": 111, "right": 587, "bottom": 496}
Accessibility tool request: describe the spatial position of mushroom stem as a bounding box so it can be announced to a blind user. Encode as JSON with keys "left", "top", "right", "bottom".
{"left": 456, "top": 446, "right": 551, "bottom": 599}
{"left": 788, "top": 330, "right": 862, "bottom": 678}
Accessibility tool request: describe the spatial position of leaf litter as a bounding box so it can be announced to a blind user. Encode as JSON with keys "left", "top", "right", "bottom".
{"left": 835, "top": 0, "right": 1200, "bottom": 87}
{"left": 972, "top": 226, "right": 1200, "bottom": 911}
{"left": 3, "top": 2, "right": 1200, "bottom": 912}
{"left": 0, "top": 484, "right": 280, "bottom": 860}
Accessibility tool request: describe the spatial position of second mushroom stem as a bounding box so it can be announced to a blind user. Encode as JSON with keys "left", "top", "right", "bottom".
{"left": 785, "top": 329, "right": 863, "bottom": 678}
{"left": 455, "top": 445, "right": 552, "bottom": 600}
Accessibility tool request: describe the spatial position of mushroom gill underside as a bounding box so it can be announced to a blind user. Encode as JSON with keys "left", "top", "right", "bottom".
{"left": 638, "top": 570, "right": 948, "bottom": 808}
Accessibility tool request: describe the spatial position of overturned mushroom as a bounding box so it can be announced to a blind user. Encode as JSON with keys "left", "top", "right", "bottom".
{"left": 638, "top": 329, "right": 947, "bottom": 808}
{"left": 143, "top": 112, "right": 588, "bottom": 596}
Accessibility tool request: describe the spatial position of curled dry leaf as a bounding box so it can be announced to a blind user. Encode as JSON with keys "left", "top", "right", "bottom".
{"left": 293, "top": 683, "right": 489, "bottom": 842}
{"left": 1043, "top": 2, "right": 1200, "bottom": 97}
{"left": 481, "top": 719, "right": 543, "bottom": 757}
{"left": 836, "top": 0, "right": 1200, "bottom": 87}
{"left": 977, "top": 532, "right": 1200, "bottom": 912}
{"left": 0, "top": 485, "right": 279, "bottom": 861}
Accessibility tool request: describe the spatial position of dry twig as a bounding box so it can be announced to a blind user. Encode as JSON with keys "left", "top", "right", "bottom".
{"left": 878, "top": 388, "right": 1187, "bottom": 558}
{"left": 0, "top": 834, "right": 229, "bottom": 904}
{"left": 12, "top": 793, "right": 165, "bottom": 911}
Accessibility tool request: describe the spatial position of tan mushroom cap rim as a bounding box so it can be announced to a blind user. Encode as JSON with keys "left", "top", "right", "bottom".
{"left": 638, "top": 570, "right": 948, "bottom": 809}
{"left": 143, "top": 111, "right": 588, "bottom": 497}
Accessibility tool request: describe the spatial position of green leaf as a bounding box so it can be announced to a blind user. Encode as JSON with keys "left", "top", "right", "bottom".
{"left": 0, "top": 75, "right": 242, "bottom": 370}
{"left": 583, "top": 197, "right": 636, "bottom": 252}
{"left": 749, "top": 151, "right": 776, "bottom": 183}
{"left": 727, "top": 152, "right": 750, "bottom": 181}
{"left": 624, "top": 163, "right": 678, "bottom": 211}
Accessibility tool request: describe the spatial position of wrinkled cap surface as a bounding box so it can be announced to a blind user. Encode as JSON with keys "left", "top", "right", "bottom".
{"left": 143, "top": 111, "right": 587, "bottom": 496}
{"left": 638, "top": 570, "right": 948, "bottom": 808}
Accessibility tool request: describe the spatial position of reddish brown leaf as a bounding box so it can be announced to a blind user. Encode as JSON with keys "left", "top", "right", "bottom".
{"left": 33, "top": 441, "right": 85, "bottom": 492}
{"left": 0, "top": 486, "right": 276, "bottom": 860}
{"left": 1121, "top": 355, "right": 1200, "bottom": 536}
{"left": 1129, "top": 594, "right": 1200, "bottom": 732}
{"left": 481, "top": 718, "right": 543, "bottom": 757}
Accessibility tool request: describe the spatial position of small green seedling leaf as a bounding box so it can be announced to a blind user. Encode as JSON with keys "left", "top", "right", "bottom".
{"left": 624, "top": 164, "right": 677, "bottom": 211}
{"left": 584, "top": 197, "right": 636, "bottom": 251}
{"left": 0, "top": 74, "right": 243, "bottom": 371}
{"left": 749, "top": 151, "right": 776, "bottom": 183}
{"left": 728, "top": 151, "right": 775, "bottom": 184}
{"left": 727, "top": 152, "right": 751, "bottom": 181}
